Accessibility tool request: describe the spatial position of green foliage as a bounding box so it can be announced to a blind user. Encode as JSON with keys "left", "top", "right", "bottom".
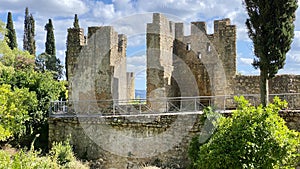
{"left": 10, "top": 149, "right": 58, "bottom": 169}
{"left": 188, "top": 107, "right": 221, "bottom": 169}
{"left": 73, "top": 14, "right": 80, "bottom": 28}
{"left": 5, "top": 12, "right": 18, "bottom": 50}
{"left": 23, "top": 7, "right": 36, "bottom": 56}
{"left": 244, "top": 0, "right": 298, "bottom": 106}
{"left": 37, "top": 19, "right": 63, "bottom": 80}
{"left": 244, "top": 0, "right": 297, "bottom": 78}
{"left": 45, "top": 19, "right": 55, "bottom": 56}
{"left": 36, "top": 52, "right": 64, "bottom": 80}
{"left": 188, "top": 135, "right": 201, "bottom": 169}
{"left": 0, "top": 42, "right": 34, "bottom": 71}
{"left": 0, "top": 22, "right": 66, "bottom": 147}
{"left": 0, "top": 21, "right": 5, "bottom": 36}
{"left": 50, "top": 139, "right": 75, "bottom": 166}
{"left": 0, "top": 84, "right": 37, "bottom": 141}
{"left": 0, "top": 140, "right": 88, "bottom": 169}
{"left": 189, "top": 96, "right": 300, "bottom": 169}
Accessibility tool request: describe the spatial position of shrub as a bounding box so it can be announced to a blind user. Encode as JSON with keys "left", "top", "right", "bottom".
{"left": 0, "top": 140, "right": 88, "bottom": 169}
{"left": 0, "top": 148, "right": 59, "bottom": 169}
{"left": 189, "top": 96, "right": 300, "bottom": 169}
{"left": 50, "top": 139, "right": 75, "bottom": 166}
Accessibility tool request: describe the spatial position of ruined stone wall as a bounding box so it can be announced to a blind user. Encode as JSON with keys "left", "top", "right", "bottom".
{"left": 127, "top": 72, "right": 135, "bottom": 100}
{"left": 146, "top": 14, "right": 237, "bottom": 109}
{"left": 66, "top": 26, "right": 131, "bottom": 112}
{"left": 233, "top": 75, "right": 300, "bottom": 109}
{"left": 209, "top": 19, "right": 237, "bottom": 97}
{"left": 49, "top": 114, "right": 200, "bottom": 169}
{"left": 112, "top": 34, "right": 128, "bottom": 101}
{"left": 172, "top": 23, "right": 210, "bottom": 98}
{"left": 49, "top": 112, "right": 300, "bottom": 169}
{"left": 146, "top": 13, "right": 175, "bottom": 110}
{"left": 170, "top": 18, "right": 236, "bottom": 108}
{"left": 65, "top": 28, "right": 85, "bottom": 100}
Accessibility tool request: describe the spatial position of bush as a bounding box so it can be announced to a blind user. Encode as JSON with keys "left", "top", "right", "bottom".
{"left": 50, "top": 139, "right": 88, "bottom": 169}
{"left": 0, "top": 84, "right": 37, "bottom": 141}
{"left": 189, "top": 96, "right": 300, "bottom": 169}
{"left": 0, "top": 140, "right": 88, "bottom": 169}
{"left": 0, "top": 148, "right": 58, "bottom": 169}
{"left": 50, "top": 139, "right": 75, "bottom": 166}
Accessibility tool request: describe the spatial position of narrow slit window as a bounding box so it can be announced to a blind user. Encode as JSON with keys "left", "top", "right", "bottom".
{"left": 186, "top": 43, "right": 191, "bottom": 51}
{"left": 198, "top": 52, "right": 202, "bottom": 59}
{"left": 118, "top": 46, "right": 123, "bottom": 52}
{"left": 207, "top": 43, "right": 211, "bottom": 52}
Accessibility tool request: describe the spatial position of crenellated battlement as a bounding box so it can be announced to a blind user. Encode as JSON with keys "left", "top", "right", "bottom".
{"left": 147, "top": 13, "right": 237, "bottom": 103}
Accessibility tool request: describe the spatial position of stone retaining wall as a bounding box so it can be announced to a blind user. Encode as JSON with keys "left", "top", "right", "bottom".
{"left": 49, "top": 111, "right": 300, "bottom": 169}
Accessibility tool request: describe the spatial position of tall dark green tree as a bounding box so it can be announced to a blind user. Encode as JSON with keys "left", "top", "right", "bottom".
{"left": 45, "top": 19, "right": 55, "bottom": 56}
{"left": 244, "top": 0, "right": 298, "bottom": 106}
{"left": 5, "top": 12, "right": 18, "bottom": 50}
{"left": 73, "top": 14, "right": 80, "bottom": 28}
{"left": 23, "top": 7, "right": 36, "bottom": 55}
{"left": 38, "top": 19, "right": 63, "bottom": 80}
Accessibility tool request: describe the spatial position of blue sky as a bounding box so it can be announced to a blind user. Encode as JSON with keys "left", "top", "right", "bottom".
{"left": 0, "top": 0, "right": 300, "bottom": 90}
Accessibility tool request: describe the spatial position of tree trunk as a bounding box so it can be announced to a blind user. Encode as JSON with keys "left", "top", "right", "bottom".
{"left": 260, "top": 70, "right": 269, "bottom": 107}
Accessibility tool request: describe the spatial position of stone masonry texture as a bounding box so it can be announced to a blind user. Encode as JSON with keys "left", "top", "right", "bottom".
{"left": 49, "top": 112, "right": 300, "bottom": 169}
{"left": 58, "top": 13, "right": 300, "bottom": 168}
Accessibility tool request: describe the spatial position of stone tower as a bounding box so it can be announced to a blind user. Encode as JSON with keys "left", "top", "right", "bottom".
{"left": 65, "top": 28, "right": 85, "bottom": 101}
{"left": 210, "top": 18, "right": 237, "bottom": 96}
{"left": 146, "top": 13, "right": 237, "bottom": 108}
{"left": 66, "top": 25, "right": 132, "bottom": 113}
{"left": 146, "top": 13, "right": 175, "bottom": 110}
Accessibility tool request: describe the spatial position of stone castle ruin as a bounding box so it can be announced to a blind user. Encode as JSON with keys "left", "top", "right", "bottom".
{"left": 66, "top": 13, "right": 300, "bottom": 109}
{"left": 48, "top": 13, "right": 300, "bottom": 168}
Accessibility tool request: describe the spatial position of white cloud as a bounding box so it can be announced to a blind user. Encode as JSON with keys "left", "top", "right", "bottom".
{"left": 0, "top": 0, "right": 88, "bottom": 17}
{"left": 287, "top": 50, "right": 300, "bottom": 63}
{"left": 1, "top": 0, "right": 300, "bottom": 81}
{"left": 127, "top": 55, "right": 146, "bottom": 80}
{"left": 91, "top": 1, "right": 115, "bottom": 20}
{"left": 240, "top": 58, "right": 253, "bottom": 65}
{"left": 127, "top": 55, "right": 146, "bottom": 65}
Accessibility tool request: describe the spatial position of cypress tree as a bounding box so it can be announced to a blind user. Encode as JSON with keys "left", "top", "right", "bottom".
{"left": 43, "top": 19, "right": 63, "bottom": 80}
{"left": 5, "top": 12, "right": 18, "bottom": 50}
{"left": 23, "top": 7, "right": 36, "bottom": 55}
{"left": 244, "top": 0, "right": 298, "bottom": 106}
{"left": 73, "top": 14, "right": 80, "bottom": 28}
{"left": 45, "top": 19, "right": 55, "bottom": 56}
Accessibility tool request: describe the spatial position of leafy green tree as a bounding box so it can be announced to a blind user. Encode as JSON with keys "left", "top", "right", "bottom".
{"left": 0, "top": 84, "right": 37, "bottom": 141}
{"left": 0, "top": 21, "right": 66, "bottom": 148}
{"left": 36, "top": 52, "right": 63, "bottom": 80}
{"left": 0, "top": 27, "right": 34, "bottom": 69}
{"left": 23, "top": 7, "right": 36, "bottom": 56}
{"left": 244, "top": 0, "right": 298, "bottom": 106}
{"left": 43, "top": 19, "right": 63, "bottom": 79}
{"left": 73, "top": 14, "right": 80, "bottom": 28}
{"left": 189, "top": 96, "right": 300, "bottom": 168}
{"left": 5, "top": 12, "right": 17, "bottom": 50}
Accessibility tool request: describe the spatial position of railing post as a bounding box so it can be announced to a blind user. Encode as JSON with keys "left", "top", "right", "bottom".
{"left": 166, "top": 98, "right": 169, "bottom": 113}
{"left": 139, "top": 102, "right": 141, "bottom": 114}
{"left": 194, "top": 98, "right": 197, "bottom": 111}
{"left": 180, "top": 99, "right": 183, "bottom": 111}
{"left": 113, "top": 103, "right": 115, "bottom": 115}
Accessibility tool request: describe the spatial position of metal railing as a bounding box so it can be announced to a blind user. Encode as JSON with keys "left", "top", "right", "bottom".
{"left": 49, "top": 93, "right": 300, "bottom": 117}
